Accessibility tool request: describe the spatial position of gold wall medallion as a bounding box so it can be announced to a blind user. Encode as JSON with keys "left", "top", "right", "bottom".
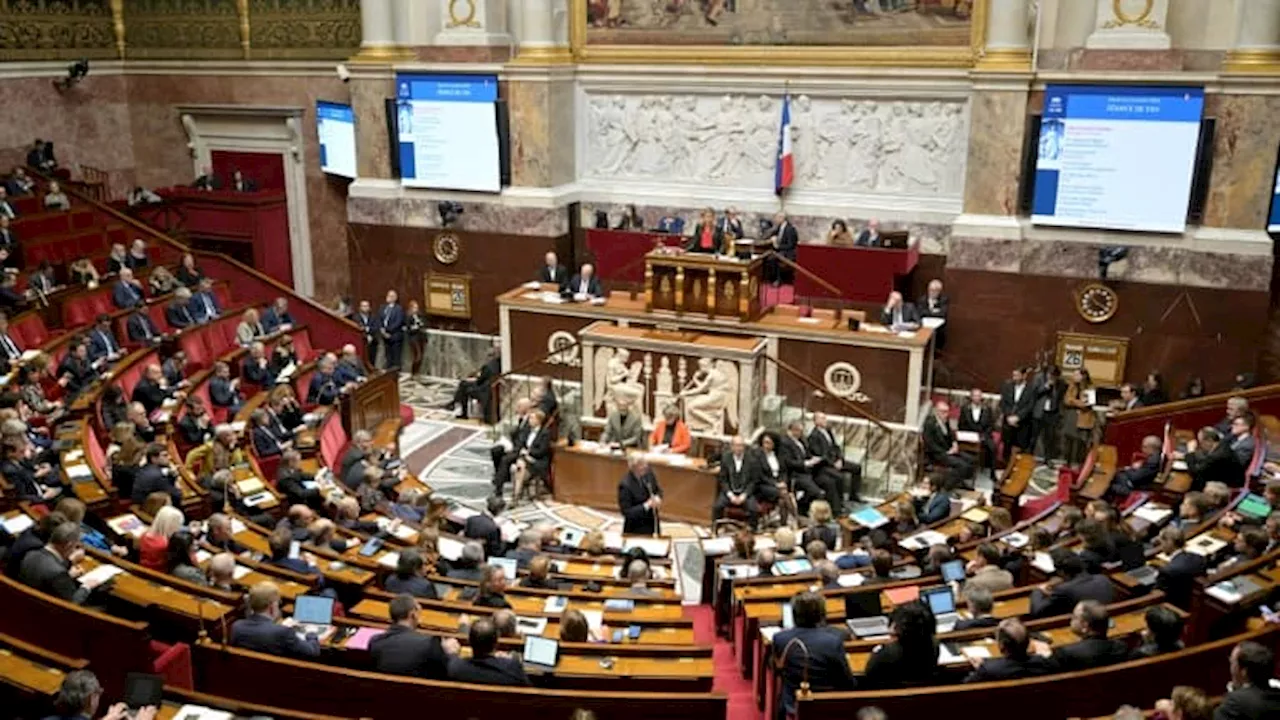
{"left": 433, "top": 232, "right": 461, "bottom": 265}
{"left": 448, "top": 0, "right": 481, "bottom": 29}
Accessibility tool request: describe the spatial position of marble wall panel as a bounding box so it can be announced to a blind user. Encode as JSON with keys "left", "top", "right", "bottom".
{"left": 507, "top": 76, "right": 576, "bottom": 188}
{"left": 1202, "top": 94, "right": 1280, "bottom": 230}
{"left": 350, "top": 74, "right": 394, "bottom": 181}
{"left": 350, "top": 195, "right": 569, "bottom": 237}
{"left": 962, "top": 89, "right": 1028, "bottom": 217}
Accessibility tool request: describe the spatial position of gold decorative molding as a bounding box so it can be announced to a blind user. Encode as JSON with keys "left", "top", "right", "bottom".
{"left": 1222, "top": 48, "right": 1280, "bottom": 75}
{"left": 110, "top": 0, "right": 126, "bottom": 59}
{"left": 1104, "top": 0, "right": 1157, "bottom": 29}
{"left": 447, "top": 0, "right": 481, "bottom": 29}
{"left": 973, "top": 47, "right": 1032, "bottom": 72}
{"left": 569, "top": 0, "right": 988, "bottom": 68}
{"left": 348, "top": 44, "right": 416, "bottom": 64}
{"left": 510, "top": 45, "right": 575, "bottom": 66}
{"left": 236, "top": 0, "right": 251, "bottom": 60}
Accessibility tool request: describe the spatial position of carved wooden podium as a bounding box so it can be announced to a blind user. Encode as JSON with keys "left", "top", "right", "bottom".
{"left": 644, "top": 250, "right": 764, "bottom": 322}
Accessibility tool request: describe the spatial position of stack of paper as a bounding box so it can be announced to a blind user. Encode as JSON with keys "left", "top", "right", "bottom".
{"left": 78, "top": 564, "right": 124, "bottom": 588}
{"left": 543, "top": 596, "right": 568, "bottom": 614}
{"left": 702, "top": 537, "right": 734, "bottom": 556}
{"left": 64, "top": 464, "right": 92, "bottom": 481}
{"left": 836, "top": 573, "right": 866, "bottom": 588}
{"left": 900, "top": 530, "right": 948, "bottom": 551}
{"left": 961, "top": 507, "right": 990, "bottom": 523}
{"left": 172, "top": 706, "right": 233, "bottom": 720}
{"left": 376, "top": 552, "right": 400, "bottom": 569}
{"left": 955, "top": 430, "right": 980, "bottom": 444}
{"left": 1, "top": 514, "right": 34, "bottom": 536}
{"left": 1185, "top": 536, "right": 1228, "bottom": 557}
{"left": 231, "top": 565, "right": 252, "bottom": 580}
{"left": 1132, "top": 505, "right": 1172, "bottom": 524}
{"left": 438, "top": 537, "right": 464, "bottom": 561}
{"left": 1032, "top": 551, "right": 1055, "bottom": 574}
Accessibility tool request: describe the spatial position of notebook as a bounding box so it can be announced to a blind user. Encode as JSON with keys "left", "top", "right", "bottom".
{"left": 344, "top": 626, "right": 385, "bottom": 651}
{"left": 884, "top": 586, "right": 920, "bottom": 606}
{"left": 850, "top": 507, "right": 889, "bottom": 529}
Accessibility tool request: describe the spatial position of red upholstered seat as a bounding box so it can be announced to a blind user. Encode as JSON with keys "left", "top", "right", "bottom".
{"left": 320, "top": 414, "right": 348, "bottom": 474}
{"left": 294, "top": 370, "right": 315, "bottom": 410}
{"left": 257, "top": 454, "right": 282, "bottom": 485}
{"left": 181, "top": 328, "right": 213, "bottom": 372}
{"left": 214, "top": 285, "right": 232, "bottom": 308}
{"left": 10, "top": 313, "right": 49, "bottom": 348}
{"left": 148, "top": 640, "right": 194, "bottom": 691}
{"left": 215, "top": 316, "right": 239, "bottom": 352}
{"left": 148, "top": 303, "right": 170, "bottom": 334}
{"left": 1017, "top": 468, "right": 1074, "bottom": 522}
{"left": 292, "top": 330, "right": 315, "bottom": 362}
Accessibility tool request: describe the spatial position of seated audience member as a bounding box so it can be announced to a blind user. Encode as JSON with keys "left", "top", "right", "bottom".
{"left": 649, "top": 403, "right": 691, "bottom": 453}
{"left": 491, "top": 397, "right": 532, "bottom": 493}
{"left": 27, "top": 139, "right": 56, "bottom": 171}
{"left": 250, "top": 408, "right": 290, "bottom": 457}
{"left": 236, "top": 308, "right": 267, "bottom": 346}
{"left": 27, "top": 260, "right": 56, "bottom": 296}
{"left": 111, "top": 268, "right": 145, "bottom": 309}
{"left": 955, "top": 587, "right": 999, "bottom": 631}
{"left": 193, "top": 166, "right": 220, "bottom": 191}
{"left": 816, "top": 560, "right": 841, "bottom": 590}
{"left": 474, "top": 564, "right": 512, "bottom": 608}
{"left": 1215, "top": 640, "right": 1280, "bottom": 719}
{"left": 206, "top": 553, "right": 236, "bottom": 592}
{"left": 1182, "top": 426, "right": 1243, "bottom": 491}
{"left": 713, "top": 435, "right": 764, "bottom": 529}
{"left": 1154, "top": 525, "right": 1206, "bottom": 607}
{"left": 275, "top": 449, "right": 320, "bottom": 509}
{"left": 127, "top": 185, "right": 163, "bottom": 206}
{"left": 188, "top": 277, "right": 222, "bottom": 323}
{"left": 0, "top": 272, "right": 23, "bottom": 313}
{"left": 265, "top": 527, "right": 324, "bottom": 580}
{"left": 209, "top": 361, "right": 243, "bottom": 414}
{"left": 507, "top": 409, "right": 550, "bottom": 501}
{"left": 1153, "top": 687, "right": 1216, "bottom": 720}
{"left": 0, "top": 216, "right": 18, "bottom": 267}
{"left": 1172, "top": 491, "right": 1209, "bottom": 531}
{"left": 340, "top": 428, "right": 386, "bottom": 489}
{"left": 772, "top": 591, "right": 856, "bottom": 713}
{"left": 879, "top": 291, "right": 919, "bottom": 329}
{"left": 504, "top": 530, "right": 541, "bottom": 568}
{"left": 625, "top": 558, "right": 661, "bottom": 597}
{"left": 1130, "top": 605, "right": 1186, "bottom": 659}
{"left": 231, "top": 168, "right": 255, "bottom": 192}
{"left": 176, "top": 252, "right": 204, "bottom": 287}
{"left": 6, "top": 167, "right": 33, "bottom": 195}
{"left": 601, "top": 397, "right": 646, "bottom": 449}
{"left": 164, "top": 287, "right": 196, "bottom": 329}
{"left": 922, "top": 400, "right": 975, "bottom": 487}
{"left": 126, "top": 238, "right": 149, "bottom": 270}
{"left": 1117, "top": 383, "right": 1143, "bottom": 411}
{"left": 826, "top": 219, "right": 854, "bottom": 246}
{"left": 276, "top": 505, "right": 317, "bottom": 543}
{"left": 855, "top": 218, "right": 882, "bottom": 246}
{"left": 137, "top": 505, "right": 184, "bottom": 571}
{"left": 270, "top": 333, "right": 300, "bottom": 376}
{"left": 307, "top": 353, "right": 343, "bottom": 405}
{"left": 50, "top": 669, "right": 158, "bottom": 720}
{"left": 756, "top": 548, "right": 777, "bottom": 577}
{"left": 446, "top": 618, "right": 530, "bottom": 686}
{"left": 537, "top": 251, "right": 568, "bottom": 288}
{"left": 1140, "top": 370, "right": 1169, "bottom": 406}
{"left": 162, "top": 351, "right": 188, "bottom": 389}
{"left": 68, "top": 257, "right": 99, "bottom": 287}
{"left": 127, "top": 401, "right": 157, "bottom": 442}
{"left": 1224, "top": 526, "right": 1271, "bottom": 570}
{"left": 0, "top": 187, "right": 11, "bottom": 219}
{"left": 86, "top": 314, "right": 122, "bottom": 364}
{"left": 1042, "top": 600, "right": 1129, "bottom": 672}
{"left": 559, "top": 608, "right": 593, "bottom": 643}
{"left": 1204, "top": 481, "right": 1233, "bottom": 513}
{"left": 106, "top": 243, "right": 129, "bottom": 274}
{"left": 385, "top": 548, "right": 437, "bottom": 599}
{"left": 230, "top": 581, "right": 321, "bottom": 658}
{"left": 132, "top": 363, "right": 177, "bottom": 415}
{"left": 370, "top": 593, "right": 452, "bottom": 679}
{"left": 863, "top": 548, "right": 894, "bottom": 586}
{"left": 520, "top": 555, "right": 563, "bottom": 591}
{"left": 445, "top": 343, "right": 500, "bottom": 420}
{"left": 148, "top": 265, "right": 177, "bottom": 295}
{"left": 43, "top": 180, "right": 70, "bottom": 210}
{"left": 126, "top": 308, "right": 162, "bottom": 346}
{"left": 1029, "top": 549, "right": 1113, "bottom": 618}
{"left": 131, "top": 443, "right": 180, "bottom": 506}
{"left": 1109, "top": 434, "right": 1163, "bottom": 497}
{"left": 1227, "top": 412, "right": 1258, "bottom": 469}
{"left": 335, "top": 344, "right": 366, "bottom": 385}
{"left": 915, "top": 473, "right": 953, "bottom": 524}
{"left": 802, "top": 499, "right": 840, "bottom": 550}
{"left": 964, "top": 618, "right": 1056, "bottom": 683}
{"left": 261, "top": 296, "right": 294, "bottom": 333}
{"left": 567, "top": 262, "right": 603, "bottom": 299}
{"left": 18, "top": 521, "right": 94, "bottom": 604}
{"left": 205, "top": 513, "right": 245, "bottom": 554}
{"left": 165, "top": 530, "right": 206, "bottom": 585}
{"left": 863, "top": 601, "right": 939, "bottom": 689}
{"left": 447, "top": 541, "right": 486, "bottom": 582}
{"left": 177, "top": 396, "right": 214, "bottom": 447}
{"left": 6, "top": 510, "right": 66, "bottom": 579}
{"left": 917, "top": 279, "right": 948, "bottom": 341}
{"left": 266, "top": 389, "right": 301, "bottom": 438}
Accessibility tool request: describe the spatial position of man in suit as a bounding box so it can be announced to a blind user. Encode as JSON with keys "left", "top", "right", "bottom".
{"left": 86, "top": 314, "right": 121, "bottom": 364}
{"left": 1029, "top": 549, "right": 1113, "bottom": 618}
{"left": 958, "top": 387, "right": 997, "bottom": 473}
{"left": 879, "top": 291, "right": 920, "bottom": 329}
{"left": 464, "top": 495, "right": 506, "bottom": 559}
{"left": 447, "top": 542, "right": 486, "bottom": 582}
{"left": 964, "top": 618, "right": 1055, "bottom": 682}
{"left": 808, "top": 412, "right": 861, "bottom": 510}
{"left": 370, "top": 594, "right": 454, "bottom": 679}
{"left": 0, "top": 313, "right": 20, "bottom": 372}
{"left": 447, "top": 343, "right": 501, "bottom": 421}
{"left": 1215, "top": 641, "right": 1280, "bottom": 719}
{"left": 618, "top": 455, "right": 663, "bottom": 536}
{"left": 855, "top": 218, "right": 883, "bottom": 247}
{"left": 378, "top": 289, "right": 405, "bottom": 371}
{"left": 188, "top": 277, "right": 221, "bottom": 323}
{"left": 208, "top": 361, "right": 242, "bottom": 415}
{"left": 130, "top": 443, "right": 181, "bottom": 507}
{"left": 334, "top": 344, "right": 366, "bottom": 387}
{"left": 1031, "top": 366, "right": 1065, "bottom": 462}
{"left": 955, "top": 587, "right": 1000, "bottom": 631}
{"left": 686, "top": 207, "right": 725, "bottom": 255}
{"left": 537, "top": 251, "right": 568, "bottom": 288}
{"left": 340, "top": 430, "right": 389, "bottom": 490}
{"left": 963, "top": 543, "right": 1014, "bottom": 595}
{"left": 1153, "top": 525, "right": 1206, "bottom": 607}
{"left": 601, "top": 397, "right": 645, "bottom": 450}
{"left": 242, "top": 342, "right": 275, "bottom": 388}
{"left": 193, "top": 166, "right": 221, "bottom": 191}
{"left": 111, "top": 268, "right": 144, "bottom": 309}
{"left": 1229, "top": 413, "right": 1258, "bottom": 469}
{"left": 504, "top": 530, "right": 542, "bottom": 570}
{"left": 126, "top": 309, "right": 162, "bottom": 346}
{"left": 57, "top": 339, "right": 96, "bottom": 399}
{"left": 568, "top": 263, "right": 603, "bottom": 300}
{"left": 917, "top": 279, "right": 948, "bottom": 347}
{"left": 1118, "top": 383, "right": 1143, "bottom": 411}
{"left": 922, "top": 401, "right": 974, "bottom": 488}
{"left": 1044, "top": 600, "right": 1129, "bottom": 672}
{"left": 718, "top": 207, "right": 744, "bottom": 241}
{"left": 1109, "top": 434, "right": 1162, "bottom": 497}
{"left": 446, "top": 618, "right": 530, "bottom": 686}
{"left": 230, "top": 582, "right": 321, "bottom": 658}
{"left": 131, "top": 364, "right": 178, "bottom": 415}
{"left": 260, "top": 296, "right": 293, "bottom": 333}
{"left": 1182, "top": 426, "right": 1243, "bottom": 491}
{"left": 999, "top": 367, "right": 1035, "bottom": 463}
{"left": 0, "top": 216, "right": 17, "bottom": 269}
{"left": 712, "top": 436, "right": 763, "bottom": 529}
{"left": 307, "top": 354, "right": 343, "bottom": 406}
{"left": 18, "top": 522, "right": 95, "bottom": 604}
{"left": 764, "top": 211, "right": 799, "bottom": 285}
{"left": 165, "top": 288, "right": 196, "bottom": 328}
{"left": 779, "top": 420, "right": 827, "bottom": 516}
{"left": 491, "top": 397, "right": 531, "bottom": 492}
{"left": 230, "top": 169, "right": 256, "bottom": 192}
{"left": 772, "top": 591, "right": 856, "bottom": 714}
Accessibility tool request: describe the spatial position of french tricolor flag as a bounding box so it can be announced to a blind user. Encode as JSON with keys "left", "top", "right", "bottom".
{"left": 775, "top": 93, "right": 794, "bottom": 196}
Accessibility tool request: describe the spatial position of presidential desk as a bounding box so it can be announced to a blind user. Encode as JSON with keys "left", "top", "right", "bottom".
{"left": 554, "top": 444, "right": 717, "bottom": 526}
{"left": 497, "top": 286, "right": 935, "bottom": 425}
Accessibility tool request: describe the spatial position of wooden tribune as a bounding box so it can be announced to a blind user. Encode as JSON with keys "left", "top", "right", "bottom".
{"left": 644, "top": 250, "right": 763, "bottom": 321}
{"left": 341, "top": 370, "right": 401, "bottom": 450}
{"left": 553, "top": 444, "right": 718, "bottom": 525}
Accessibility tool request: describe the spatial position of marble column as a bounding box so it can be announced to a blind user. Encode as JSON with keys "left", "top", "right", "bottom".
{"left": 514, "top": 0, "right": 572, "bottom": 64}
{"left": 1085, "top": 0, "right": 1171, "bottom": 50}
{"left": 975, "top": 0, "right": 1031, "bottom": 71}
{"left": 1224, "top": 0, "right": 1280, "bottom": 73}
{"left": 354, "top": 0, "right": 400, "bottom": 60}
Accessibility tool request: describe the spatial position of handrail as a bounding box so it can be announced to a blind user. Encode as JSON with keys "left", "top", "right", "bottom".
{"left": 761, "top": 250, "right": 844, "bottom": 300}
{"left": 761, "top": 353, "right": 889, "bottom": 431}
{"left": 23, "top": 165, "right": 360, "bottom": 332}
{"left": 493, "top": 337, "right": 582, "bottom": 385}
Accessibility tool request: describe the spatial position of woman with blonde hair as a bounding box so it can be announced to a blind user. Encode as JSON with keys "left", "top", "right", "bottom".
{"left": 235, "top": 308, "right": 266, "bottom": 346}
{"left": 802, "top": 499, "right": 838, "bottom": 550}
{"left": 137, "top": 505, "right": 184, "bottom": 571}
{"left": 579, "top": 530, "right": 606, "bottom": 556}
{"left": 148, "top": 265, "right": 178, "bottom": 296}
{"left": 69, "top": 257, "right": 100, "bottom": 287}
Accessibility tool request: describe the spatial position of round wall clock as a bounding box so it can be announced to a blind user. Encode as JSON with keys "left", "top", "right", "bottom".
{"left": 433, "top": 233, "right": 461, "bottom": 265}
{"left": 1074, "top": 282, "right": 1119, "bottom": 323}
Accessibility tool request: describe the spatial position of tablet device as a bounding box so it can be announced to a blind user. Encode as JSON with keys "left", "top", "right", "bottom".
{"left": 491, "top": 557, "right": 518, "bottom": 581}
{"left": 939, "top": 559, "right": 966, "bottom": 584}
{"left": 628, "top": 624, "right": 641, "bottom": 639}
{"left": 1238, "top": 493, "right": 1272, "bottom": 520}
{"left": 523, "top": 635, "right": 559, "bottom": 667}
{"left": 293, "top": 595, "right": 335, "bottom": 626}
{"left": 123, "top": 672, "right": 163, "bottom": 709}
{"left": 359, "top": 536, "right": 383, "bottom": 557}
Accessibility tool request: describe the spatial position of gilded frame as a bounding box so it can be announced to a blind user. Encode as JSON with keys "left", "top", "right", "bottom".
{"left": 569, "top": 0, "right": 988, "bottom": 68}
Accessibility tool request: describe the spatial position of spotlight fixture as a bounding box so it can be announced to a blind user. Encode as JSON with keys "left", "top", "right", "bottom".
{"left": 53, "top": 59, "right": 90, "bottom": 93}
{"left": 437, "top": 201, "right": 465, "bottom": 228}
{"left": 1097, "top": 246, "right": 1129, "bottom": 280}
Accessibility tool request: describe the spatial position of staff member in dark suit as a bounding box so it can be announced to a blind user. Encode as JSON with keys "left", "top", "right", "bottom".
{"left": 383, "top": 551, "right": 438, "bottom": 600}
{"left": 1108, "top": 434, "right": 1163, "bottom": 497}
{"left": 378, "top": 289, "right": 405, "bottom": 371}
{"left": 446, "top": 618, "right": 530, "bottom": 686}
{"left": 1216, "top": 641, "right": 1280, "bottom": 719}
{"left": 261, "top": 297, "right": 293, "bottom": 333}
{"left": 1045, "top": 600, "right": 1129, "bottom": 672}
{"left": 17, "top": 522, "right": 93, "bottom": 604}
{"left": 1032, "top": 365, "right": 1066, "bottom": 462}
{"left": 567, "top": 263, "right": 603, "bottom": 300}
{"left": 999, "top": 367, "right": 1036, "bottom": 463}
{"left": 1029, "top": 549, "right": 1113, "bottom": 618}
{"left": 618, "top": 455, "right": 663, "bottom": 536}
{"left": 807, "top": 412, "right": 861, "bottom": 510}
{"left": 958, "top": 388, "right": 997, "bottom": 472}
{"left": 166, "top": 288, "right": 197, "bottom": 329}
{"left": 229, "top": 582, "right": 321, "bottom": 658}
{"left": 307, "top": 354, "right": 343, "bottom": 406}
{"left": 537, "top": 251, "right": 568, "bottom": 289}
{"left": 779, "top": 420, "right": 827, "bottom": 516}
{"left": 464, "top": 495, "right": 506, "bottom": 559}
{"left": 916, "top": 279, "right": 948, "bottom": 348}
{"left": 1153, "top": 525, "right": 1206, "bottom": 608}
{"left": 371, "top": 594, "right": 453, "bottom": 678}
{"left": 922, "top": 401, "right": 974, "bottom": 488}
{"left": 764, "top": 211, "right": 799, "bottom": 285}
{"left": 130, "top": 443, "right": 181, "bottom": 507}
{"left": 1181, "top": 426, "right": 1243, "bottom": 491}
{"left": 712, "top": 436, "right": 762, "bottom": 529}
{"left": 879, "top": 291, "right": 920, "bottom": 329}
{"left": 855, "top": 218, "right": 883, "bottom": 247}
{"left": 772, "top": 591, "right": 856, "bottom": 715}
{"left": 686, "top": 207, "right": 725, "bottom": 255}
{"left": 447, "top": 344, "right": 501, "bottom": 421}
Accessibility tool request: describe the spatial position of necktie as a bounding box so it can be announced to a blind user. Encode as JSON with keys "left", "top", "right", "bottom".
{"left": 100, "top": 331, "right": 112, "bottom": 353}
{"left": 549, "top": 268, "right": 555, "bottom": 280}
{"left": 204, "top": 295, "right": 214, "bottom": 317}
{"left": 140, "top": 318, "right": 152, "bottom": 339}
{"left": 580, "top": 279, "right": 587, "bottom": 294}
{"left": 2, "top": 334, "right": 16, "bottom": 358}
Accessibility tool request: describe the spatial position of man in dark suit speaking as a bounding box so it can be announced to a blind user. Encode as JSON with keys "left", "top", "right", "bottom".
{"left": 567, "top": 263, "right": 603, "bottom": 300}
{"left": 618, "top": 455, "right": 662, "bottom": 536}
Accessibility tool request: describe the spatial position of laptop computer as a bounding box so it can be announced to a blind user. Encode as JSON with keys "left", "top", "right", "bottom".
{"left": 920, "top": 585, "right": 960, "bottom": 632}
{"left": 293, "top": 595, "right": 335, "bottom": 635}
{"left": 523, "top": 635, "right": 560, "bottom": 667}
{"left": 123, "top": 673, "right": 164, "bottom": 710}
{"left": 773, "top": 558, "right": 813, "bottom": 576}
{"left": 846, "top": 615, "right": 891, "bottom": 638}
{"left": 939, "top": 559, "right": 966, "bottom": 584}
{"left": 491, "top": 557, "right": 519, "bottom": 581}
{"left": 845, "top": 589, "right": 883, "bottom": 620}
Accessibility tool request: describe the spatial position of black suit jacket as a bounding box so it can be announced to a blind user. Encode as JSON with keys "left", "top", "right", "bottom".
{"left": 686, "top": 223, "right": 725, "bottom": 254}
{"left": 999, "top": 381, "right": 1036, "bottom": 422}
{"left": 879, "top": 302, "right": 921, "bottom": 327}
{"left": 767, "top": 222, "right": 800, "bottom": 259}
{"left": 209, "top": 376, "right": 240, "bottom": 408}
{"left": 1032, "top": 376, "right": 1066, "bottom": 419}
{"left": 1215, "top": 685, "right": 1280, "bottom": 720}
{"left": 718, "top": 451, "right": 760, "bottom": 497}
{"left": 537, "top": 264, "right": 568, "bottom": 288}
{"left": 921, "top": 415, "right": 955, "bottom": 463}
{"left": 957, "top": 403, "right": 995, "bottom": 436}
{"left": 567, "top": 274, "right": 603, "bottom": 298}
{"left": 18, "top": 547, "right": 90, "bottom": 604}
{"left": 252, "top": 425, "right": 286, "bottom": 457}
{"left": 1050, "top": 636, "right": 1130, "bottom": 672}
{"left": 126, "top": 313, "right": 159, "bottom": 344}
{"left": 229, "top": 614, "right": 320, "bottom": 659}
{"left": 385, "top": 574, "right": 438, "bottom": 599}
{"left": 446, "top": 655, "right": 530, "bottom": 686}
{"left": 463, "top": 514, "right": 504, "bottom": 559}
{"left": 917, "top": 294, "right": 948, "bottom": 321}
{"left": 778, "top": 435, "right": 811, "bottom": 483}
{"left": 806, "top": 426, "right": 842, "bottom": 471}
{"left": 178, "top": 415, "right": 213, "bottom": 446}
{"left": 1114, "top": 452, "right": 1162, "bottom": 493}
{"left": 964, "top": 654, "right": 1056, "bottom": 683}
{"left": 131, "top": 377, "right": 170, "bottom": 414}
{"left": 242, "top": 357, "right": 275, "bottom": 387}
{"left": 1187, "top": 442, "right": 1244, "bottom": 491}
{"left": 1029, "top": 572, "right": 1114, "bottom": 618}
{"left": 276, "top": 468, "right": 318, "bottom": 507}
{"left": 369, "top": 624, "right": 448, "bottom": 679}
{"left": 618, "top": 469, "right": 662, "bottom": 536}
{"left": 166, "top": 301, "right": 195, "bottom": 329}
{"left": 772, "top": 626, "right": 856, "bottom": 711}
{"left": 131, "top": 464, "right": 181, "bottom": 507}
{"left": 1155, "top": 551, "right": 1207, "bottom": 607}
{"left": 954, "top": 615, "right": 1000, "bottom": 632}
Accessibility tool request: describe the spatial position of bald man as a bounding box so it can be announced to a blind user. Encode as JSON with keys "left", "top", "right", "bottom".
{"left": 538, "top": 251, "right": 567, "bottom": 289}
{"left": 568, "top": 263, "right": 602, "bottom": 300}
{"left": 917, "top": 278, "right": 948, "bottom": 348}
{"left": 1109, "top": 435, "right": 1163, "bottom": 498}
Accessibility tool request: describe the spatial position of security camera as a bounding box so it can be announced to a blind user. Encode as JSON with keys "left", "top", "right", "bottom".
{"left": 53, "top": 59, "right": 89, "bottom": 93}
{"left": 438, "top": 201, "right": 465, "bottom": 228}
{"left": 336, "top": 64, "right": 351, "bottom": 83}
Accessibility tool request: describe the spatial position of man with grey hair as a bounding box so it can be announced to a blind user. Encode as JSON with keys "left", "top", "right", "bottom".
{"left": 53, "top": 670, "right": 157, "bottom": 720}
{"left": 955, "top": 586, "right": 998, "bottom": 631}
{"left": 1216, "top": 396, "right": 1250, "bottom": 436}
{"left": 208, "top": 552, "right": 237, "bottom": 591}
{"left": 341, "top": 428, "right": 386, "bottom": 490}
{"left": 307, "top": 352, "right": 342, "bottom": 405}
{"left": 625, "top": 558, "right": 659, "bottom": 597}
{"left": 205, "top": 512, "right": 245, "bottom": 554}
{"left": 491, "top": 397, "right": 532, "bottom": 493}
{"left": 618, "top": 454, "right": 662, "bottom": 535}
{"left": 19, "top": 522, "right": 93, "bottom": 604}
{"left": 505, "top": 529, "right": 542, "bottom": 569}
{"left": 1109, "top": 434, "right": 1162, "bottom": 498}
{"left": 447, "top": 541, "right": 487, "bottom": 583}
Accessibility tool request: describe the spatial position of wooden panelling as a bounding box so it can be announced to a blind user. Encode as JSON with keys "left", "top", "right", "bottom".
{"left": 777, "top": 338, "right": 911, "bottom": 422}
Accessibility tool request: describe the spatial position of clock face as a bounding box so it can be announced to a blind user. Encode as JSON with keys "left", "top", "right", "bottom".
{"left": 1076, "top": 282, "right": 1118, "bottom": 323}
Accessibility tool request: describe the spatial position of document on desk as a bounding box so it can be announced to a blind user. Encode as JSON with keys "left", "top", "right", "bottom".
{"left": 836, "top": 573, "right": 866, "bottom": 588}
{"left": 899, "top": 530, "right": 947, "bottom": 551}
{"left": 172, "top": 706, "right": 233, "bottom": 720}
{"left": 78, "top": 564, "right": 124, "bottom": 588}
{"left": 232, "top": 565, "right": 253, "bottom": 580}
{"left": 1185, "top": 535, "right": 1228, "bottom": 557}
{"left": 1, "top": 513, "right": 34, "bottom": 536}
{"left": 1032, "top": 551, "right": 1055, "bottom": 574}
{"left": 702, "top": 536, "right": 734, "bottom": 556}
{"left": 955, "top": 430, "right": 980, "bottom": 444}
{"left": 1132, "top": 505, "right": 1172, "bottom": 524}
{"left": 581, "top": 609, "right": 604, "bottom": 633}
{"left": 345, "top": 626, "right": 386, "bottom": 651}
{"left": 438, "top": 536, "right": 464, "bottom": 561}
{"left": 1001, "top": 532, "right": 1029, "bottom": 549}
{"left": 623, "top": 537, "right": 669, "bottom": 557}
{"left": 230, "top": 518, "right": 247, "bottom": 535}
{"left": 961, "top": 507, "right": 990, "bottom": 524}
{"left": 937, "top": 643, "right": 969, "bottom": 665}
{"left": 921, "top": 317, "right": 946, "bottom": 329}
{"left": 376, "top": 551, "right": 400, "bottom": 569}
{"left": 64, "top": 463, "right": 92, "bottom": 480}
{"left": 603, "top": 531, "right": 625, "bottom": 551}
{"left": 194, "top": 549, "right": 213, "bottom": 564}
{"left": 850, "top": 507, "right": 889, "bottom": 529}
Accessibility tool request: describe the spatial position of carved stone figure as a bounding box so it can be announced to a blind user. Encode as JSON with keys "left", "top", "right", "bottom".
{"left": 679, "top": 357, "right": 738, "bottom": 434}
{"left": 594, "top": 346, "right": 646, "bottom": 417}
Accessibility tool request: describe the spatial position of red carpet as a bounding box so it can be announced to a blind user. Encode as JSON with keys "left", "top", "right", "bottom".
{"left": 687, "top": 605, "right": 760, "bottom": 720}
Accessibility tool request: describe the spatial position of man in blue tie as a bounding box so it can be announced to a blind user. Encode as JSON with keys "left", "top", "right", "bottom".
{"left": 379, "top": 289, "right": 405, "bottom": 372}
{"left": 111, "top": 268, "right": 144, "bottom": 309}
{"left": 87, "top": 314, "right": 121, "bottom": 363}
{"left": 188, "top": 277, "right": 221, "bottom": 323}
{"left": 167, "top": 287, "right": 196, "bottom": 328}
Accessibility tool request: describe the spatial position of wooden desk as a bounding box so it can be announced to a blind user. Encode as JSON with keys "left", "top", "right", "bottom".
{"left": 553, "top": 444, "right": 716, "bottom": 526}
{"left": 644, "top": 249, "right": 764, "bottom": 321}
{"left": 342, "top": 369, "right": 401, "bottom": 451}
